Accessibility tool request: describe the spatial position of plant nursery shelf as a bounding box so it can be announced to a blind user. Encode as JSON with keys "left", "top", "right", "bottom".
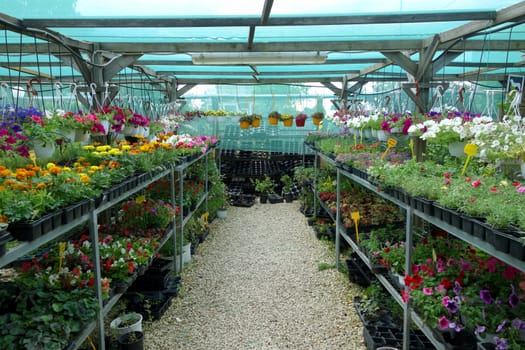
{"left": 308, "top": 143, "right": 522, "bottom": 350}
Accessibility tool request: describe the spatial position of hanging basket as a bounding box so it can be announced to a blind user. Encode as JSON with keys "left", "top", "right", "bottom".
{"left": 251, "top": 119, "right": 261, "bottom": 128}
{"left": 268, "top": 116, "right": 279, "bottom": 125}
{"left": 33, "top": 141, "right": 56, "bottom": 159}
{"left": 295, "top": 119, "right": 306, "bottom": 127}
{"left": 239, "top": 121, "right": 251, "bottom": 129}
{"left": 313, "top": 117, "right": 323, "bottom": 125}
{"left": 282, "top": 119, "right": 293, "bottom": 127}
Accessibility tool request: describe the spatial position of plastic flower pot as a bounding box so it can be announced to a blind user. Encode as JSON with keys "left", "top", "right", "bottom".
{"left": 251, "top": 119, "right": 261, "bottom": 128}
{"left": 282, "top": 119, "right": 293, "bottom": 127}
{"left": 117, "top": 331, "right": 144, "bottom": 350}
{"left": 268, "top": 116, "right": 279, "bottom": 125}
{"left": 110, "top": 312, "right": 143, "bottom": 336}
{"left": 239, "top": 120, "right": 250, "bottom": 129}
{"left": 295, "top": 119, "right": 305, "bottom": 127}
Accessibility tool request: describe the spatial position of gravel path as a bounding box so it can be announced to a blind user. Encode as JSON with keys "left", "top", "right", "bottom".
{"left": 144, "top": 201, "right": 366, "bottom": 350}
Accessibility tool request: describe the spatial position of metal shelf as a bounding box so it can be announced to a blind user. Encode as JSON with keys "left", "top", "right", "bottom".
{"left": 0, "top": 211, "right": 91, "bottom": 266}
{"left": 308, "top": 144, "right": 454, "bottom": 350}
{"left": 0, "top": 148, "right": 214, "bottom": 350}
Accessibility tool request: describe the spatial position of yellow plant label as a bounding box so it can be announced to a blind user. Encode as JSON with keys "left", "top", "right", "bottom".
{"left": 136, "top": 195, "right": 146, "bottom": 204}
{"left": 432, "top": 248, "right": 437, "bottom": 263}
{"left": 461, "top": 144, "right": 477, "bottom": 175}
{"left": 409, "top": 139, "right": 415, "bottom": 159}
{"left": 464, "top": 143, "right": 478, "bottom": 156}
{"left": 387, "top": 138, "right": 398, "bottom": 147}
{"left": 351, "top": 211, "right": 360, "bottom": 243}
{"left": 318, "top": 120, "right": 323, "bottom": 130}
{"left": 381, "top": 138, "right": 397, "bottom": 161}
{"left": 58, "top": 242, "right": 66, "bottom": 272}
{"left": 29, "top": 150, "right": 37, "bottom": 166}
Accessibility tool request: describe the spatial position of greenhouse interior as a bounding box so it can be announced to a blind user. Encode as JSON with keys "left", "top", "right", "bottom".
{"left": 1, "top": 1, "right": 525, "bottom": 349}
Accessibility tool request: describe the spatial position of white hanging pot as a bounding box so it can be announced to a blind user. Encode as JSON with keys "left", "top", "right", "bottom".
{"left": 75, "top": 130, "right": 90, "bottom": 144}
{"left": 448, "top": 141, "right": 467, "bottom": 157}
{"left": 33, "top": 141, "right": 56, "bottom": 159}
{"left": 62, "top": 129, "right": 76, "bottom": 143}
{"left": 122, "top": 125, "right": 139, "bottom": 136}
{"left": 377, "top": 130, "right": 389, "bottom": 141}
{"left": 110, "top": 313, "right": 143, "bottom": 336}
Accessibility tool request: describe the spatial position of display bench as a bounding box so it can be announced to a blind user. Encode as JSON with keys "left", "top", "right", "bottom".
{"left": 307, "top": 143, "right": 525, "bottom": 350}
{"left": 0, "top": 147, "right": 213, "bottom": 350}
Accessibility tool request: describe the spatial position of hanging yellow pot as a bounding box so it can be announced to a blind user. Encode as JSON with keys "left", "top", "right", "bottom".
{"left": 239, "top": 121, "right": 251, "bottom": 129}
{"left": 268, "top": 116, "right": 279, "bottom": 125}
{"left": 282, "top": 119, "right": 293, "bottom": 127}
{"left": 251, "top": 119, "right": 261, "bottom": 128}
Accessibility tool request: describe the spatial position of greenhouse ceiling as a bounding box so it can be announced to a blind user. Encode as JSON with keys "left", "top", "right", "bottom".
{"left": 2, "top": 0, "right": 525, "bottom": 104}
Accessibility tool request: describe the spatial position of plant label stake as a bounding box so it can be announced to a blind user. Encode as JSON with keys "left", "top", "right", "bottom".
{"left": 136, "top": 195, "right": 146, "bottom": 204}
{"left": 381, "top": 138, "right": 397, "bottom": 161}
{"left": 354, "top": 133, "right": 357, "bottom": 148}
{"left": 58, "top": 242, "right": 66, "bottom": 272}
{"left": 461, "top": 143, "right": 478, "bottom": 175}
{"left": 29, "top": 150, "right": 37, "bottom": 166}
{"left": 409, "top": 139, "right": 415, "bottom": 159}
{"left": 351, "top": 211, "right": 360, "bottom": 243}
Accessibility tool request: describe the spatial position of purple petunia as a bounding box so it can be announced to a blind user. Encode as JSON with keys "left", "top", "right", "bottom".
{"left": 509, "top": 285, "right": 519, "bottom": 308}
{"left": 480, "top": 290, "right": 493, "bottom": 304}
{"left": 496, "top": 320, "right": 508, "bottom": 333}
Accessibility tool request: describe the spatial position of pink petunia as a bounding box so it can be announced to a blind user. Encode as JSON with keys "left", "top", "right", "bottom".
{"left": 471, "top": 179, "right": 482, "bottom": 187}
{"left": 423, "top": 287, "right": 434, "bottom": 295}
{"left": 438, "top": 316, "right": 450, "bottom": 329}
{"left": 517, "top": 187, "right": 525, "bottom": 193}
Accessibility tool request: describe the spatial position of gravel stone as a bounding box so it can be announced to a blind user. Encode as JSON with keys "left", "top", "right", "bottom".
{"left": 144, "top": 201, "right": 366, "bottom": 350}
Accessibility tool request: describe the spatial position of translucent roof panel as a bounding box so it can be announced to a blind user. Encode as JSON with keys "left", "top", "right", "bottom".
{"left": 3, "top": 0, "right": 522, "bottom": 18}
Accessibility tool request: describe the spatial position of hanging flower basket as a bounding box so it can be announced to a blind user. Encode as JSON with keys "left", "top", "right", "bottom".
{"left": 282, "top": 119, "right": 293, "bottom": 127}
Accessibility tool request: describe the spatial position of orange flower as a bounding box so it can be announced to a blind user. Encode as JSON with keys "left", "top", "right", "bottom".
{"left": 0, "top": 169, "right": 11, "bottom": 177}
{"left": 49, "top": 166, "right": 62, "bottom": 175}
{"left": 35, "top": 183, "right": 46, "bottom": 189}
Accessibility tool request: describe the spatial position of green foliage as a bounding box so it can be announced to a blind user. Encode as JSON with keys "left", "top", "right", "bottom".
{"left": 252, "top": 176, "right": 275, "bottom": 194}
{"left": 317, "top": 262, "right": 335, "bottom": 271}
{"left": 280, "top": 174, "right": 293, "bottom": 192}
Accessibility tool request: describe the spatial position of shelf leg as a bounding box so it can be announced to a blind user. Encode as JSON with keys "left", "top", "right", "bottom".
{"left": 403, "top": 205, "right": 414, "bottom": 350}
{"left": 335, "top": 169, "right": 341, "bottom": 271}
{"left": 89, "top": 202, "right": 106, "bottom": 350}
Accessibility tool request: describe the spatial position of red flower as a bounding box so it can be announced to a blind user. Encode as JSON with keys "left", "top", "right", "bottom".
{"left": 440, "top": 278, "right": 453, "bottom": 290}
{"left": 444, "top": 173, "right": 451, "bottom": 179}
{"left": 471, "top": 179, "right": 482, "bottom": 187}
{"left": 490, "top": 187, "right": 498, "bottom": 193}
{"left": 88, "top": 278, "right": 95, "bottom": 286}
{"left": 512, "top": 182, "right": 521, "bottom": 187}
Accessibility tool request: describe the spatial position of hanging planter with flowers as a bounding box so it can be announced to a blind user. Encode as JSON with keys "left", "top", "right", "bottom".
{"left": 312, "top": 111, "right": 324, "bottom": 125}
{"left": 295, "top": 113, "right": 308, "bottom": 127}
{"left": 268, "top": 111, "right": 280, "bottom": 125}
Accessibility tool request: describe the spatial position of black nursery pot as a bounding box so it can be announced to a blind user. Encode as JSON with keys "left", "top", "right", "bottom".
{"left": 117, "top": 331, "right": 144, "bottom": 350}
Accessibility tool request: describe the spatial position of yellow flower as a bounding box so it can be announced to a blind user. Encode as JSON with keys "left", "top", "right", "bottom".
{"left": 99, "top": 151, "right": 109, "bottom": 156}
{"left": 62, "top": 166, "right": 72, "bottom": 172}
{"left": 83, "top": 145, "right": 95, "bottom": 151}
{"left": 90, "top": 165, "right": 100, "bottom": 171}
{"left": 500, "top": 180, "right": 508, "bottom": 187}
{"left": 96, "top": 145, "right": 111, "bottom": 152}
{"left": 46, "top": 162, "right": 56, "bottom": 170}
{"left": 108, "top": 149, "right": 122, "bottom": 155}
{"left": 79, "top": 174, "right": 90, "bottom": 184}
{"left": 121, "top": 145, "right": 132, "bottom": 151}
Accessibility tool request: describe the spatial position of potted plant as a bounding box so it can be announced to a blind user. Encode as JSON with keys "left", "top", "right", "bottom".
{"left": 250, "top": 113, "right": 262, "bottom": 128}
{"left": 280, "top": 174, "right": 294, "bottom": 202}
{"left": 117, "top": 331, "right": 144, "bottom": 350}
{"left": 252, "top": 176, "right": 275, "bottom": 203}
{"left": 110, "top": 312, "right": 143, "bottom": 337}
{"left": 312, "top": 111, "right": 324, "bottom": 125}
{"left": 280, "top": 113, "right": 293, "bottom": 127}
{"left": 295, "top": 113, "right": 308, "bottom": 127}
{"left": 239, "top": 115, "right": 252, "bottom": 129}
{"left": 268, "top": 111, "right": 280, "bottom": 125}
